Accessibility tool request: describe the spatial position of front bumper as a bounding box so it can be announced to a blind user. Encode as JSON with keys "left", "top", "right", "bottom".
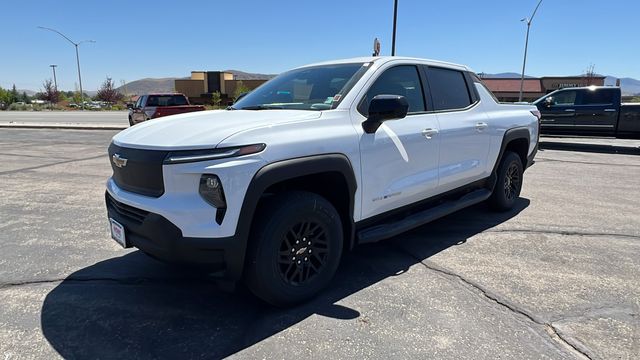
{"left": 106, "top": 192, "right": 243, "bottom": 277}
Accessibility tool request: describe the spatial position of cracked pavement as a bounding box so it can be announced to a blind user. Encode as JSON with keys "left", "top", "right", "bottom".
{"left": 0, "top": 129, "right": 638, "bottom": 359}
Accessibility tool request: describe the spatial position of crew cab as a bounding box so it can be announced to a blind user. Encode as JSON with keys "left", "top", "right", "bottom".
{"left": 106, "top": 57, "right": 539, "bottom": 306}
{"left": 534, "top": 86, "right": 640, "bottom": 138}
{"left": 127, "top": 93, "right": 205, "bottom": 126}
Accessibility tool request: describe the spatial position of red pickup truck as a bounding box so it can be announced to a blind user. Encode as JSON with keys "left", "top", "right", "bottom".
{"left": 128, "top": 93, "right": 205, "bottom": 126}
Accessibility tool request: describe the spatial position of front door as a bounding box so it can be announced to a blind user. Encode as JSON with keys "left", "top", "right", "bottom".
{"left": 357, "top": 64, "right": 441, "bottom": 219}
{"left": 539, "top": 89, "right": 577, "bottom": 133}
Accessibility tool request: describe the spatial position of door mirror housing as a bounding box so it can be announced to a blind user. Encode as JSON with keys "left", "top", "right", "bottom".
{"left": 544, "top": 97, "right": 554, "bottom": 107}
{"left": 126, "top": 103, "right": 134, "bottom": 109}
{"left": 362, "top": 95, "right": 409, "bottom": 134}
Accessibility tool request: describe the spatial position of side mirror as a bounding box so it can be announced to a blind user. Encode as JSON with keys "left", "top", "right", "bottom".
{"left": 126, "top": 103, "right": 134, "bottom": 109}
{"left": 362, "top": 95, "right": 409, "bottom": 134}
{"left": 544, "top": 97, "right": 553, "bottom": 107}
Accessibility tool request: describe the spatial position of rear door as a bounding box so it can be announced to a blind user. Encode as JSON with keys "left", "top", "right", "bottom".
{"left": 424, "top": 66, "right": 492, "bottom": 191}
{"left": 538, "top": 89, "right": 577, "bottom": 132}
{"left": 574, "top": 88, "right": 619, "bottom": 135}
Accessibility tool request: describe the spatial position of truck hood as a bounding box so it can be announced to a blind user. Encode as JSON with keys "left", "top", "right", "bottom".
{"left": 112, "top": 109, "right": 322, "bottom": 150}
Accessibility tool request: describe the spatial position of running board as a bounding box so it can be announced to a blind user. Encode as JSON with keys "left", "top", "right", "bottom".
{"left": 357, "top": 189, "right": 492, "bottom": 244}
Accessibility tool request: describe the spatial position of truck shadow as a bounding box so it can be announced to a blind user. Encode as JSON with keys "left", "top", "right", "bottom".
{"left": 40, "top": 199, "right": 529, "bottom": 359}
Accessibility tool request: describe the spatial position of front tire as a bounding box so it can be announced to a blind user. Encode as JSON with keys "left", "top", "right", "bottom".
{"left": 245, "top": 191, "right": 343, "bottom": 307}
{"left": 128, "top": 116, "right": 134, "bottom": 126}
{"left": 488, "top": 151, "right": 523, "bottom": 211}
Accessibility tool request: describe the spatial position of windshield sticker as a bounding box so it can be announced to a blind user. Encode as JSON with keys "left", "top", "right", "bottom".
{"left": 333, "top": 94, "right": 342, "bottom": 102}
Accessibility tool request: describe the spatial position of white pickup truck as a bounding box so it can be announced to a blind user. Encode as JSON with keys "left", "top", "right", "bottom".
{"left": 106, "top": 56, "right": 539, "bottom": 306}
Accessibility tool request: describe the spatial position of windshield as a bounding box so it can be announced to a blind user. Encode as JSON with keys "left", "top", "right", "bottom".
{"left": 233, "top": 63, "right": 368, "bottom": 111}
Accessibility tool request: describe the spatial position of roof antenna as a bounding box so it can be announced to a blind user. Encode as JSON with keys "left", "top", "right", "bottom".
{"left": 372, "top": 38, "right": 381, "bottom": 57}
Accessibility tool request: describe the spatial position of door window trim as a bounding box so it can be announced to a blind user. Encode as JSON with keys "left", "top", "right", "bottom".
{"left": 421, "top": 66, "right": 479, "bottom": 114}
{"left": 356, "top": 64, "right": 430, "bottom": 117}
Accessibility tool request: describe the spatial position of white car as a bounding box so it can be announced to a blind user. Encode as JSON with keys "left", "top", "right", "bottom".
{"left": 106, "top": 56, "right": 539, "bottom": 306}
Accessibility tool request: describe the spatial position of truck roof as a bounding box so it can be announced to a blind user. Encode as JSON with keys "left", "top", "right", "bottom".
{"left": 296, "top": 56, "right": 473, "bottom": 73}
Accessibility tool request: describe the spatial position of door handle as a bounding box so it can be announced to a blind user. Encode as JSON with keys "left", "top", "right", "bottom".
{"left": 421, "top": 128, "right": 439, "bottom": 139}
{"left": 604, "top": 109, "right": 617, "bottom": 112}
{"left": 475, "top": 122, "right": 488, "bottom": 131}
{"left": 565, "top": 109, "right": 575, "bottom": 112}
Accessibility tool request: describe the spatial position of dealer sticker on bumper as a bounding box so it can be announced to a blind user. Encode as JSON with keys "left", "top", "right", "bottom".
{"left": 109, "top": 218, "right": 127, "bottom": 248}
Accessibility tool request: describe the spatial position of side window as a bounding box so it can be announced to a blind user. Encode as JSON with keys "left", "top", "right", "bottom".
{"left": 426, "top": 67, "right": 472, "bottom": 111}
{"left": 551, "top": 91, "right": 576, "bottom": 106}
{"left": 360, "top": 65, "right": 425, "bottom": 115}
{"left": 577, "top": 89, "right": 614, "bottom": 106}
{"left": 135, "top": 96, "right": 144, "bottom": 108}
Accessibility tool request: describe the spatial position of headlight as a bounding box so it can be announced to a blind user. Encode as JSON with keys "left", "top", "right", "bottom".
{"left": 164, "top": 143, "right": 266, "bottom": 164}
{"left": 199, "top": 174, "right": 226, "bottom": 209}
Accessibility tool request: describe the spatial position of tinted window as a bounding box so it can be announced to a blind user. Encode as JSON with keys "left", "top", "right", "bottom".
{"left": 427, "top": 67, "right": 472, "bottom": 110}
{"left": 551, "top": 91, "right": 576, "bottom": 106}
{"left": 578, "top": 89, "right": 615, "bottom": 105}
{"left": 146, "top": 95, "right": 189, "bottom": 107}
{"left": 360, "top": 65, "right": 425, "bottom": 114}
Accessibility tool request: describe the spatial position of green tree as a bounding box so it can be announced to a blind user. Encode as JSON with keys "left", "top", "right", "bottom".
{"left": 233, "top": 81, "right": 251, "bottom": 100}
{"left": 0, "top": 86, "right": 9, "bottom": 108}
{"left": 9, "top": 84, "right": 18, "bottom": 104}
{"left": 211, "top": 91, "right": 221, "bottom": 108}
{"left": 21, "top": 91, "right": 30, "bottom": 104}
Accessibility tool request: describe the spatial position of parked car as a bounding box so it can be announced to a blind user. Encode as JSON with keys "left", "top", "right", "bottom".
{"left": 106, "top": 57, "right": 539, "bottom": 306}
{"left": 533, "top": 86, "right": 640, "bottom": 138}
{"left": 127, "top": 93, "right": 205, "bottom": 126}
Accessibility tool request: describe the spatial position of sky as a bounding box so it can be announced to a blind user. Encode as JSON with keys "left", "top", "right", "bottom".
{"left": 0, "top": 0, "right": 638, "bottom": 91}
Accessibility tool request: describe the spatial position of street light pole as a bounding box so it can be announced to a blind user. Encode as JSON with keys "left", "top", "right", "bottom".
{"left": 38, "top": 26, "right": 95, "bottom": 110}
{"left": 49, "top": 65, "right": 58, "bottom": 91}
{"left": 518, "top": 0, "right": 543, "bottom": 102}
{"left": 391, "top": 0, "right": 398, "bottom": 56}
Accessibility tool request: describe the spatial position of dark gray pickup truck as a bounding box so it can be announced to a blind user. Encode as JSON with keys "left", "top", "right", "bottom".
{"left": 533, "top": 87, "right": 640, "bottom": 138}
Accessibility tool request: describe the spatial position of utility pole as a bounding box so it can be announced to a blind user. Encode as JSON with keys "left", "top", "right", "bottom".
{"left": 49, "top": 65, "right": 58, "bottom": 91}
{"left": 518, "top": 0, "right": 543, "bottom": 102}
{"left": 391, "top": 0, "right": 398, "bottom": 56}
{"left": 38, "top": 26, "right": 95, "bottom": 110}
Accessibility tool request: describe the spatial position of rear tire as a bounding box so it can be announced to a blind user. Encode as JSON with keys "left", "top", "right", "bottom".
{"left": 245, "top": 191, "right": 343, "bottom": 307}
{"left": 488, "top": 151, "right": 523, "bottom": 211}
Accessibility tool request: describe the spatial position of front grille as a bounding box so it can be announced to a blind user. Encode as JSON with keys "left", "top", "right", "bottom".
{"left": 108, "top": 143, "right": 168, "bottom": 197}
{"left": 106, "top": 192, "right": 149, "bottom": 224}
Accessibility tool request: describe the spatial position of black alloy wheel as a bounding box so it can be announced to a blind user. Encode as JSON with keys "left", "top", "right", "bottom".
{"left": 245, "top": 191, "right": 343, "bottom": 306}
{"left": 278, "top": 220, "right": 330, "bottom": 286}
{"left": 489, "top": 151, "right": 523, "bottom": 211}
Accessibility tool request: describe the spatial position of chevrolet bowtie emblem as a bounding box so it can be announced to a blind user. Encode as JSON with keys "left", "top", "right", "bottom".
{"left": 112, "top": 154, "right": 128, "bottom": 168}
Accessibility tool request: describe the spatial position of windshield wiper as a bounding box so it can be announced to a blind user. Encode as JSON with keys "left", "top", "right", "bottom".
{"left": 240, "top": 105, "right": 285, "bottom": 110}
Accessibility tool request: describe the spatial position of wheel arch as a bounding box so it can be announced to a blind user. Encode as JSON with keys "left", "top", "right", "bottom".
{"left": 488, "top": 127, "right": 531, "bottom": 191}
{"left": 227, "top": 154, "right": 358, "bottom": 280}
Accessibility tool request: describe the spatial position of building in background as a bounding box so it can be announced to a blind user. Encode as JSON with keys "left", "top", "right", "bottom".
{"left": 175, "top": 71, "right": 268, "bottom": 104}
{"left": 479, "top": 75, "right": 606, "bottom": 102}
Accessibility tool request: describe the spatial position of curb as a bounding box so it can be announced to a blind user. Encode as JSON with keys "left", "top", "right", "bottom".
{"left": 0, "top": 123, "right": 127, "bottom": 130}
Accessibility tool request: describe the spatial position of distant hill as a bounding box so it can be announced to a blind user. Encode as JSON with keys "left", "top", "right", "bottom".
{"left": 605, "top": 76, "right": 640, "bottom": 95}
{"left": 224, "top": 70, "right": 276, "bottom": 80}
{"left": 481, "top": 72, "right": 535, "bottom": 79}
{"left": 116, "top": 77, "right": 180, "bottom": 96}
{"left": 115, "top": 71, "right": 276, "bottom": 96}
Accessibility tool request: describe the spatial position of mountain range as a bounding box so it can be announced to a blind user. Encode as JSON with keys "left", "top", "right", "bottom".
{"left": 115, "top": 70, "right": 276, "bottom": 96}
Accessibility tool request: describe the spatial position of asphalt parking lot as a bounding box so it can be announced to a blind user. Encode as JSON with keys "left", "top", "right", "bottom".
{"left": 0, "top": 128, "right": 638, "bottom": 359}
